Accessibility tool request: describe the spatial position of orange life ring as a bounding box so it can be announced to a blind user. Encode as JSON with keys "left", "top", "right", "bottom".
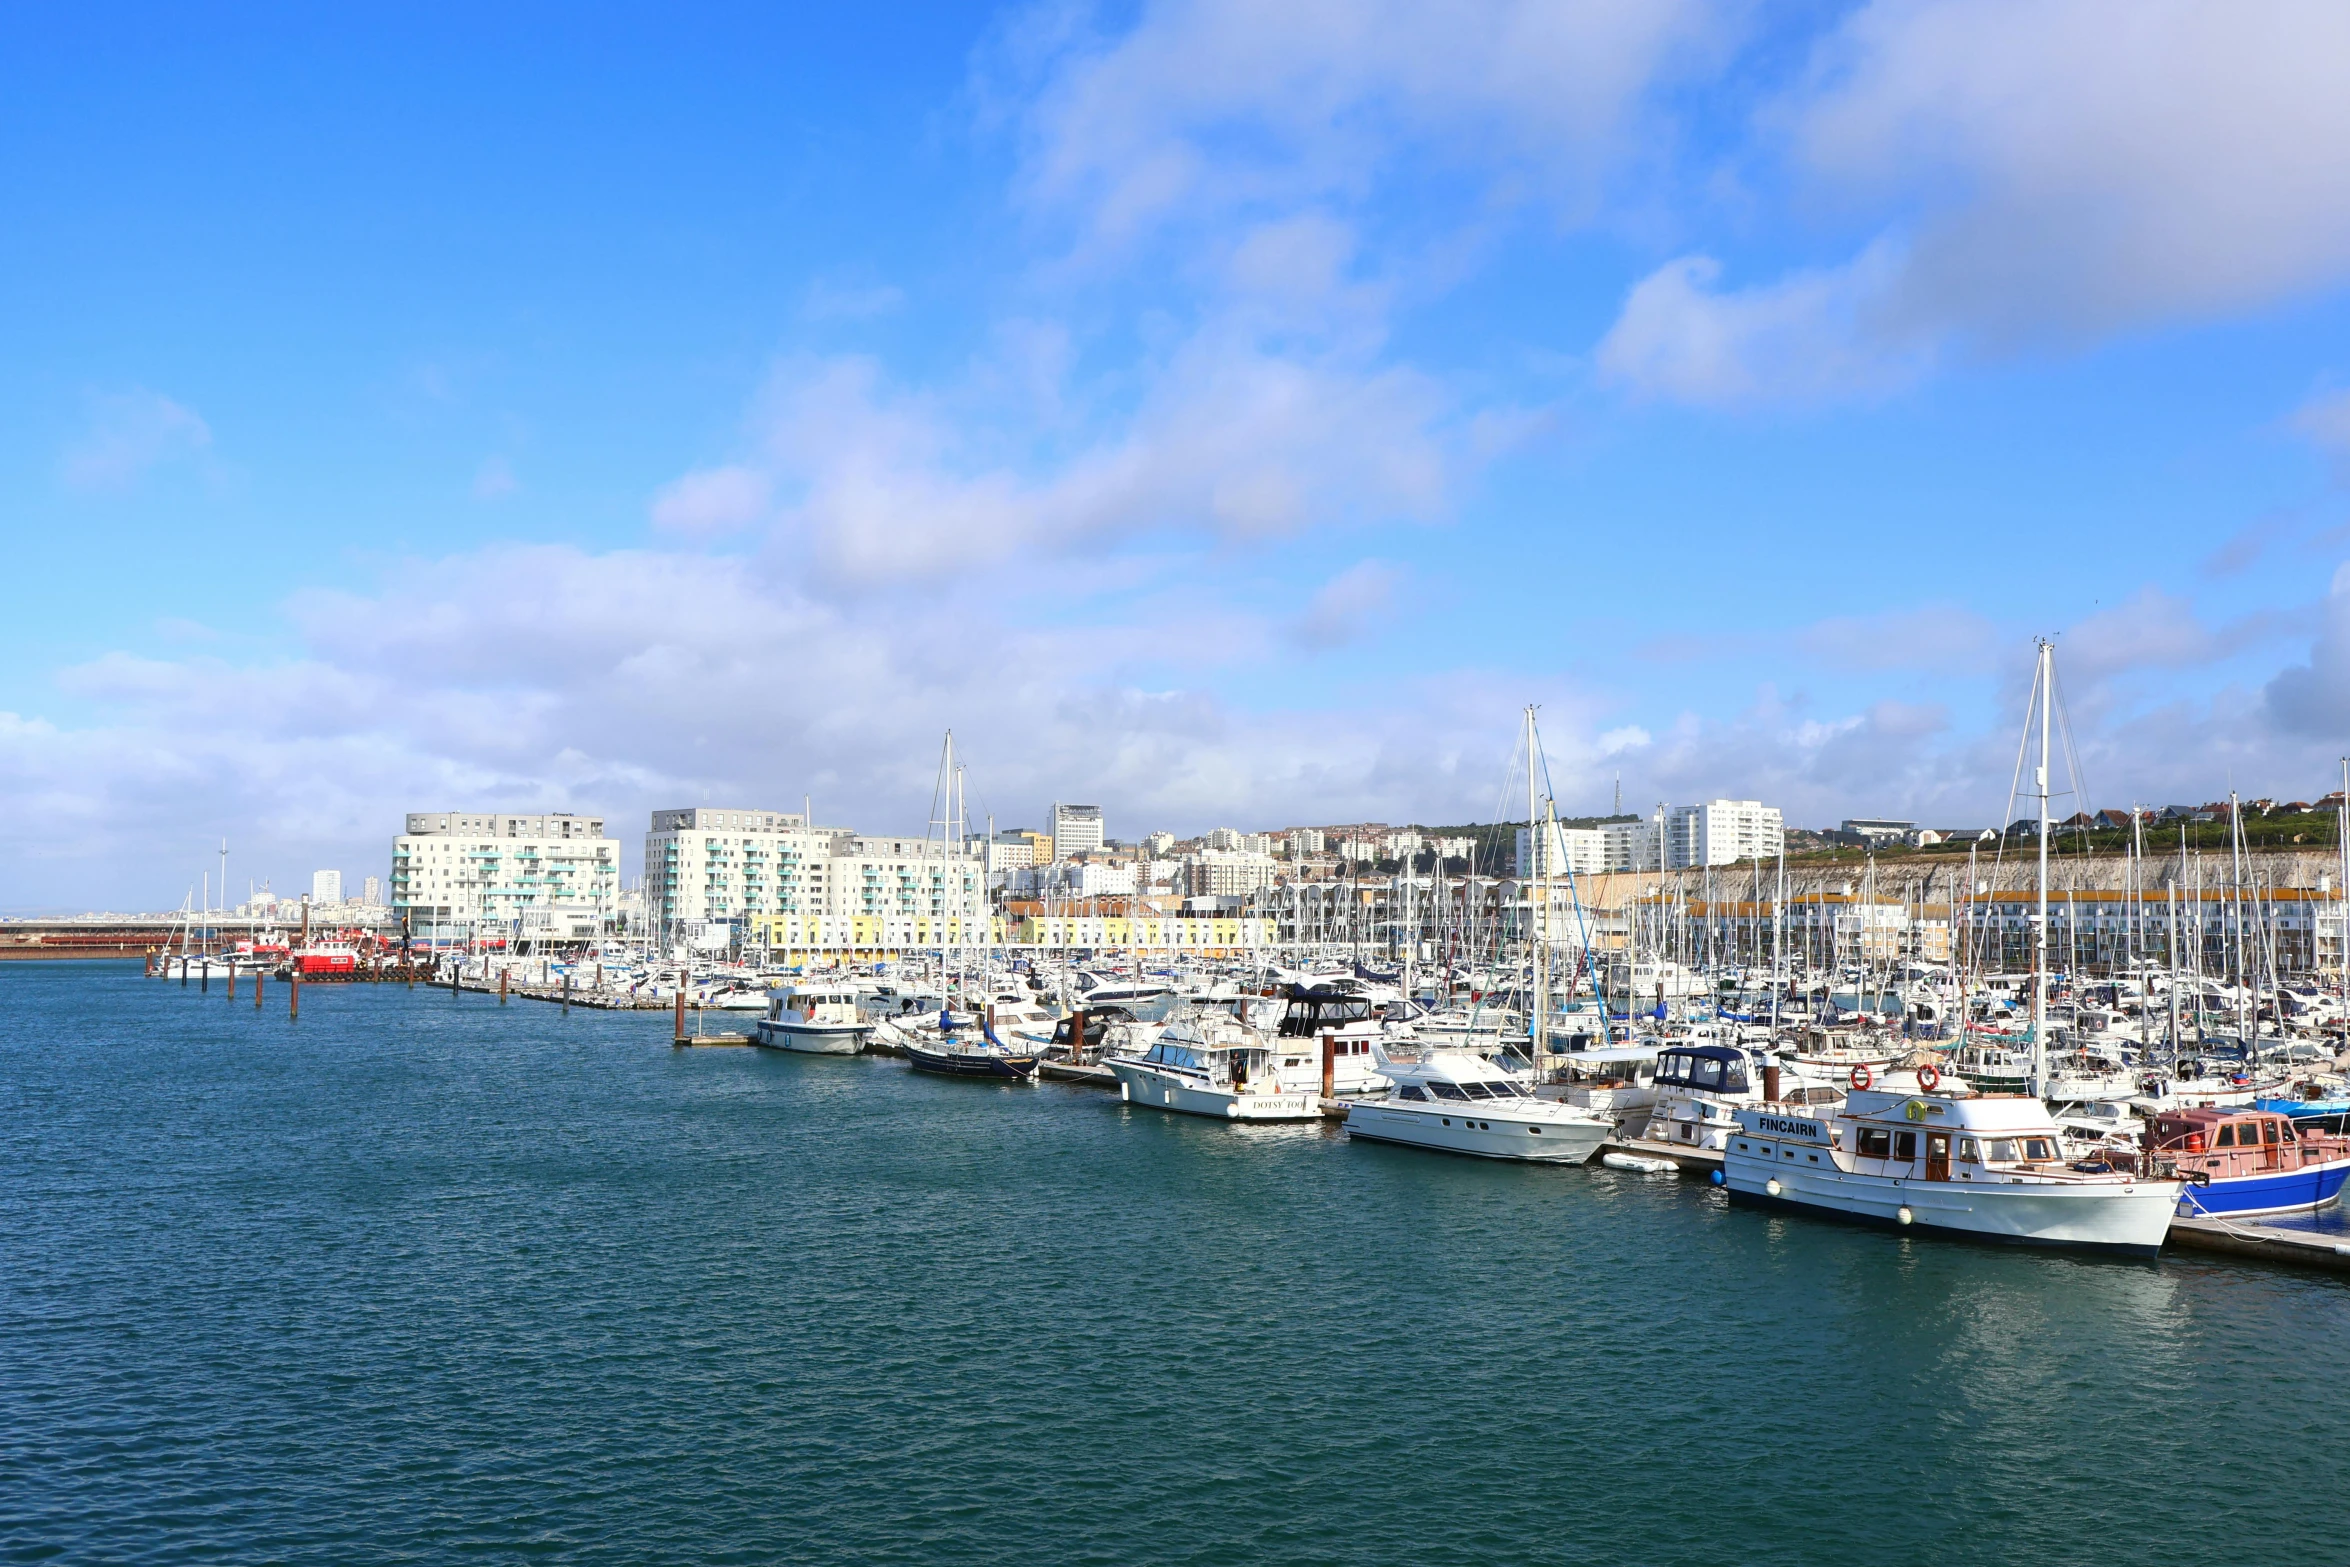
{"left": 1916, "top": 1063, "right": 1941, "bottom": 1092}
{"left": 1849, "top": 1064, "right": 1873, "bottom": 1091}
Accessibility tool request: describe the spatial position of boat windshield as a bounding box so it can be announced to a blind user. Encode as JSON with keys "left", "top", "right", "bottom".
{"left": 1429, "top": 1082, "right": 1470, "bottom": 1101}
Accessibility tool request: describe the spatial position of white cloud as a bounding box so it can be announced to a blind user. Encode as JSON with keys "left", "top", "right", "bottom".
{"left": 1594, "top": 245, "right": 1933, "bottom": 407}
{"left": 2293, "top": 387, "right": 2350, "bottom": 471}
{"left": 650, "top": 465, "right": 771, "bottom": 536}
{"left": 2264, "top": 563, "right": 2350, "bottom": 735}
{"left": 1004, "top": 0, "right": 1728, "bottom": 251}
{"left": 60, "top": 389, "right": 213, "bottom": 492}
{"left": 1286, "top": 560, "right": 1402, "bottom": 650}
{"left": 721, "top": 329, "right": 1456, "bottom": 584}
{"left": 1791, "top": 0, "right": 2350, "bottom": 344}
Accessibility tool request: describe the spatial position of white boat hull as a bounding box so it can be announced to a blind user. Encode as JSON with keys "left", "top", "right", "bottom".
{"left": 1108, "top": 1061, "right": 1319, "bottom": 1121}
{"left": 1344, "top": 1100, "right": 1608, "bottom": 1164}
{"left": 1724, "top": 1136, "right": 2178, "bottom": 1254}
{"left": 754, "top": 1019, "right": 865, "bottom": 1055}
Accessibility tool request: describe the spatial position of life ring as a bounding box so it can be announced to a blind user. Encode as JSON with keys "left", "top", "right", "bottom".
{"left": 1916, "top": 1063, "right": 1941, "bottom": 1092}
{"left": 1849, "top": 1063, "right": 1873, "bottom": 1091}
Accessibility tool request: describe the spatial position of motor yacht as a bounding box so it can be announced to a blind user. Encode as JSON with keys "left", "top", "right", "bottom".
{"left": 1344, "top": 1048, "right": 1609, "bottom": 1164}
{"left": 1724, "top": 1087, "right": 2180, "bottom": 1255}
{"left": 1106, "top": 1013, "right": 1319, "bottom": 1121}
{"left": 754, "top": 986, "right": 868, "bottom": 1055}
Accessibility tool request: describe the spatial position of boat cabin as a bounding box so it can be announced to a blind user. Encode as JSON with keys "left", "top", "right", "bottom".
{"left": 1277, "top": 985, "right": 1379, "bottom": 1039}
{"left": 1133, "top": 1037, "right": 1269, "bottom": 1088}
{"left": 770, "top": 987, "right": 861, "bottom": 1025}
{"left": 2149, "top": 1107, "right": 2338, "bottom": 1175}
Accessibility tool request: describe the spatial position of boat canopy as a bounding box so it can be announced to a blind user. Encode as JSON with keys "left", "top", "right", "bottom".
{"left": 1655, "top": 1045, "right": 1751, "bottom": 1093}
{"left": 1278, "top": 986, "right": 1378, "bottom": 1036}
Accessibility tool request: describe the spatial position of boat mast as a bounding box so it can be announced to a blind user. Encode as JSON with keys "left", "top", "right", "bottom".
{"left": 1526, "top": 705, "right": 1546, "bottom": 1067}
{"left": 2032, "top": 638, "right": 2051, "bottom": 1098}
{"left": 2339, "top": 757, "right": 2349, "bottom": 1058}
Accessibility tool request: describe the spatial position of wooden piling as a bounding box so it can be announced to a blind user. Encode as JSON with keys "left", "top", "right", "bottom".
{"left": 289, "top": 969, "right": 300, "bottom": 1021}
{"left": 1321, "top": 1030, "right": 1336, "bottom": 1099}
{"left": 228, "top": 966, "right": 236, "bottom": 1000}
{"left": 255, "top": 969, "right": 264, "bottom": 1009}
{"left": 500, "top": 968, "right": 509, "bottom": 1004}
{"left": 674, "top": 987, "right": 687, "bottom": 1045}
{"left": 181, "top": 958, "right": 189, "bottom": 987}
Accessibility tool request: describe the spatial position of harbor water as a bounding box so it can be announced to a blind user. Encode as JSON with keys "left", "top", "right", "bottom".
{"left": 4, "top": 961, "right": 2344, "bottom": 1565}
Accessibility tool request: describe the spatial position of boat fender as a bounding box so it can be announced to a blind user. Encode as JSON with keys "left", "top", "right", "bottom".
{"left": 2185, "top": 1133, "right": 2205, "bottom": 1154}
{"left": 1708, "top": 1168, "right": 1725, "bottom": 1186}
{"left": 1897, "top": 1206, "right": 1914, "bottom": 1225}
{"left": 1765, "top": 1178, "right": 1782, "bottom": 1197}
{"left": 1916, "top": 1064, "right": 1941, "bottom": 1092}
{"left": 1849, "top": 1064, "right": 1873, "bottom": 1091}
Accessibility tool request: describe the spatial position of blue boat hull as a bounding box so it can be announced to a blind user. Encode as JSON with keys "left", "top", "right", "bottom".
{"left": 2178, "top": 1156, "right": 2350, "bottom": 1218}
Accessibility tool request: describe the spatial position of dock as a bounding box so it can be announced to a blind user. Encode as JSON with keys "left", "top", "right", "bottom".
{"left": 2164, "top": 1214, "right": 2350, "bottom": 1274}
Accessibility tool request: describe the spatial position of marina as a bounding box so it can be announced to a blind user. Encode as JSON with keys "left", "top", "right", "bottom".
{"left": 10, "top": 956, "right": 2348, "bottom": 1567}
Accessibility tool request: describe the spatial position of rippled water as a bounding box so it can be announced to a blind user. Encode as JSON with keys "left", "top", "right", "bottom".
{"left": 4, "top": 961, "right": 2343, "bottom": 1565}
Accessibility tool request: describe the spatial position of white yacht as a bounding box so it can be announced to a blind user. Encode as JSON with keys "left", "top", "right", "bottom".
{"left": 1270, "top": 986, "right": 1395, "bottom": 1096}
{"left": 1345, "top": 1048, "right": 1610, "bottom": 1164}
{"left": 754, "top": 986, "right": 868, "bottom": 1054}
{"left": 1106, "top": 1014, "right": 1320, "bottom": 1121}
{"left": 1724, "top": 1087, "right": 2180, "bottom": 1255}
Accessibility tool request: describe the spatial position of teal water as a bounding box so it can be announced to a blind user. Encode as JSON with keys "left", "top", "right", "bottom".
{"left": 3, "top": 962, "right": 2343, "bottom": 1565}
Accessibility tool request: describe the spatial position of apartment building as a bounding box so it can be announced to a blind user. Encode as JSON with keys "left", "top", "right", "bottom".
{"left": 391, "top": 811, "right": 621, "bottom": 941}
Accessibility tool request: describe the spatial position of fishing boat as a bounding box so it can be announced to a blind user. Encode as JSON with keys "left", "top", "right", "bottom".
{"left": 1724, "top": 1085, "right": 2181, "bottom": 1255}
{"left": 2146, "top": 1106, "right": 2350, "bottom": 1217}
{"left": 1343, "top": 1048, "right": 1610, "bottom": 1163}
{"left": 1106, "top": 1013, "right": 1318, "bottom": 1120}
{"left": 754, "top": 986, "right": 868, "bottom": 1055}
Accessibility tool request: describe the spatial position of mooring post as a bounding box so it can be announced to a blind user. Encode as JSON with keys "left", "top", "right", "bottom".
{"left": 674, "top": 985, "right": 687, "bottom": 1045}
{"left": 255, "top": 969, "right": 264, "bottom": 1009}
{"left": 228, "top": 965, "right": 236, "bottom": 1001}
{"left": 500, "top": 967, "right": 508, "bottom": 1005}
{"left": 201, "top": 964, "right": 209, "bottom": 994}
{"left": 290, "top": 968, "right": 300, "bottom": 1021}
{"left": 1321, "top": 1030, "right": 1336, "bottom": 1099}
{"left": 563, "top": 970, "right": 572, "bottom": 1011}
{"left": 181, "top": 958, "right": 189, "bottom": 988}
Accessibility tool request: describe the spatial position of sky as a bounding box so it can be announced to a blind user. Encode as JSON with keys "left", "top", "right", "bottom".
{"left": 5, "top": 0, "right": 2350, "bottom": 911}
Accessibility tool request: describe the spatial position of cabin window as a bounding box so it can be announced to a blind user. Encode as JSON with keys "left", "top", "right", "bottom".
{"left": 2263, "top": 1121, "right": 2280, "bottom": 1144}
{"left": 1958, "top": 1139, "right": 1981, "bottom": 1163}
{"left": 1984, "top": 1139, "right": 2016, "bottom": 1162}
{"left": 2019, "top": 1138, "right": 2055, "bottom": 1162}
{"left": 1858, "top": 1128, "right": 1893, "bottom": 1159}
{"left": 1430, "top": 1083, "right": 1469, "bottom": 1101}
{"left": 2215, "top": 1125, "right": 2236, "bottom": 1148}
{"left": 1398, "top": 1086, "right": 1427, "bottom": 1101}
{"left": 1893, "top": 1131, "right": 1918, "bottom": 1161}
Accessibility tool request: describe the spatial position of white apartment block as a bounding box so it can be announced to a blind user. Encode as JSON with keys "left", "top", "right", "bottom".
{"left": 362, "top": 875, "right": 382, "bottom": 905}
{"left": 1011, "top": 860, "right": 1139, "bottom": 897}
{"left": 1600, "top": 817, "right": 1664, "bottom": 873}
{"left": 1665, "top": 800, "right": 1784, "bottom": 868}
{"left": 312, "top": 868, "right": 343, "bottom": 904}
{"left": 644, "top": 806, "right": 984, "bottom": 934}
{"left": 1515, "top": 823, "right": 1605, "bottom": 878}
{"left": 1142, "top": 831, "right": 1176, "bottom": 857}
{"left": 392, "top": 812, "right": 621, "bottom": 941}
{"left": 1051, "top": 803, "right": 1104, "bottom": 860}
{"left": 1185, "top": 850, "right": 1277, "bottom": 897}
{"left": 1284, "top": 828, "right": 1325, "bottom": 856}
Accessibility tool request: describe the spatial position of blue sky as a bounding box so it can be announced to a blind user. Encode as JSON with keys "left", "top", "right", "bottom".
{"left": 6, "top": 0, "right": 2350, "bottom": 910}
